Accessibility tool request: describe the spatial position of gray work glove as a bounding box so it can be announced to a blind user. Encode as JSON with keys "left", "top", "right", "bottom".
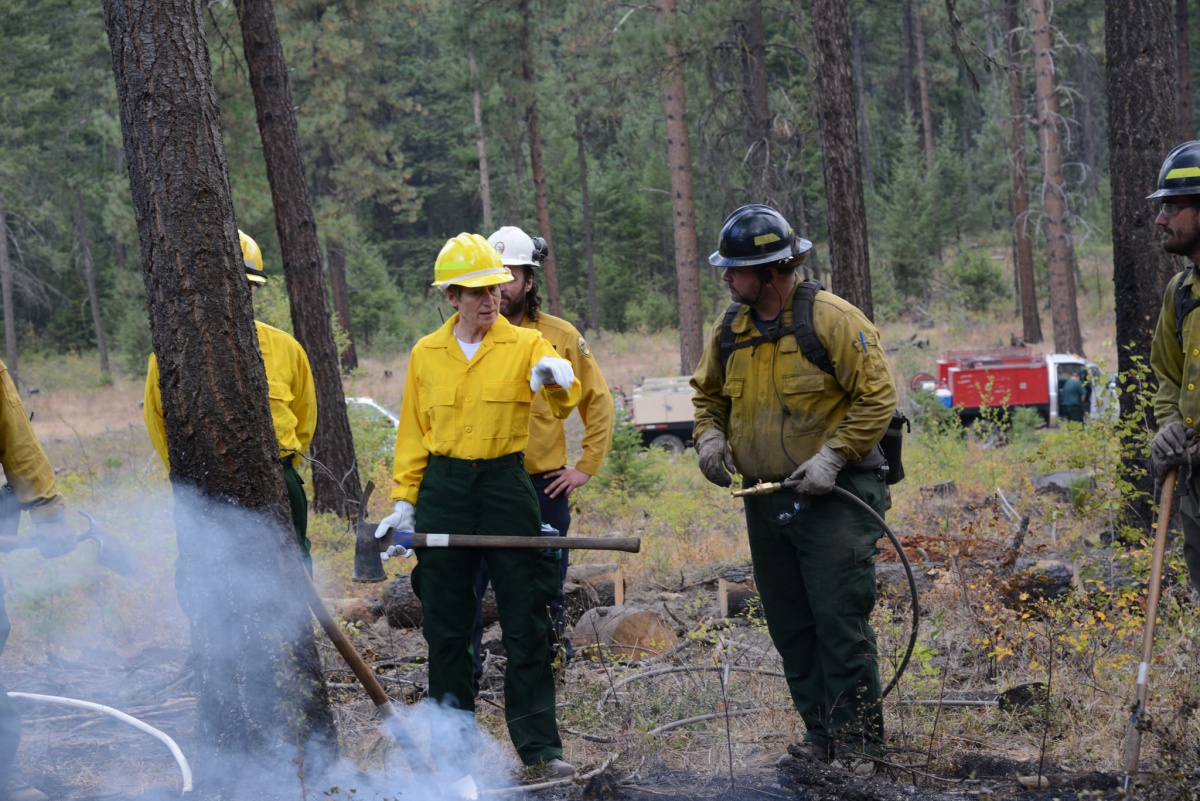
{"left": 695, "top": 428, "right": 736, "bottom": 488}
{"left": 788, "top": 445, "right": 847, "bottom": 496}
{"left": 32, "top": 510, "right": 77, "bottom": 559}
{"left": 1151, "top": 421, "right": 1196, "bottom": 473}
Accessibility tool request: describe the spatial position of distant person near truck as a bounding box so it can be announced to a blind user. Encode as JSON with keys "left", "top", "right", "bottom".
{"left": 690, "top": 204, "right": 899, "bottom": 775}
{"left": 1060, "top": 371, "right": 1085, "bottom": 423}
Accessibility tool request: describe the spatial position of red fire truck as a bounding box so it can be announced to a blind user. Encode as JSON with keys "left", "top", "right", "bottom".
{"left": 926, "top": 346, "right": 1108, "bottom": 425}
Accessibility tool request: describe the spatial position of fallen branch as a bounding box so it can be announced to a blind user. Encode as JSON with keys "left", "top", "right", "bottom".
{"left": 648, "top": 706, "right": 771, "bottom": 736}
{"left": 598, "top": 664, "right": 785, "bottom": 709}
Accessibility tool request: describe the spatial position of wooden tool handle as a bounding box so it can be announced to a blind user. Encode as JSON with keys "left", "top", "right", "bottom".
{"left": 411, "top": 533, "right": 641, "bottom": 553}
{"left": 1122, "top": 467, "right": 1178, "bottom": 777}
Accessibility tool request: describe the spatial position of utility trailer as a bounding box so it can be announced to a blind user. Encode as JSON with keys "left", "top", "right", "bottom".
{"left": 627, "top": 376, "right": 695, "bottom": 454}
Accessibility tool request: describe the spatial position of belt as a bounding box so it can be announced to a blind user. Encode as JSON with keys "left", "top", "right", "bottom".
{"left": 430, "top": 452, "right": 525, "bottom": 471}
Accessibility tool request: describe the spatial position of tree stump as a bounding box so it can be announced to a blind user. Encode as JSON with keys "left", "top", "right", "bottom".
{"left": 718, "top": 578, "right": 761, "bottom": 618}
{"left": 564, "top": 563, "right": 624, "bottom": 622}
{"left": 571, "top": 606, "right": 678, "bottom": 659}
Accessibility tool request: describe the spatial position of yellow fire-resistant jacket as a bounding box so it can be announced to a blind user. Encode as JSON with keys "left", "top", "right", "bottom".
{"left": 1152, "top": 267, "right": 1200, "bottom": 430}
{"left": 0, "top": 361, "right": 65, "bottom": 522}
{"left": 690, "top": 283, "right": 898, "bottom": 482}
{"left": 390, "top": 314, "right": 582, "bottom": 504}
{"left": 144, "top": 321, "right": 317, "bottom": 468}
{"left": 519, "top": 313, "right": 613, "bottom": 476}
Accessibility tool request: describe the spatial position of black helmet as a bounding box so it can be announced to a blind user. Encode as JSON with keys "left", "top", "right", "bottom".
{"left": 709, "top": 204, "right": 813, "bottom": 268}
{"left": 1148, "top": 141, "right": 1200, "bottom": 199}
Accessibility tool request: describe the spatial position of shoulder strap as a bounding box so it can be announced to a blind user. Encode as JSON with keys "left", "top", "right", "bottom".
{"left": 716, "top": 281, "right": 835, "bottom": 377}
{"left": 1176, "top": 266, "right": 1200, "bottom": 346}
{"left": 790, "top": 281, "right": 835, "bottom": 377}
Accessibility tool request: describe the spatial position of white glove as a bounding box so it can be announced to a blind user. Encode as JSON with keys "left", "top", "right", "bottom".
{"left": 788, "top": 446, "right": 847, "bottom": 496}
{"left": 530, "top": 356, "right": 575, "bottom": 392}
{"left": 376, "top": 501, "right": 415, "bottom": 560}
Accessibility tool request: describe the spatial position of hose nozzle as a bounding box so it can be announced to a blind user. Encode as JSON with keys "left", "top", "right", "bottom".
{"left": 731, "top": 481, "right": 786, "bottom": 498}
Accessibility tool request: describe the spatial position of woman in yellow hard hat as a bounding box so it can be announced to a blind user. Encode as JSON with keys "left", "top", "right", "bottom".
{"left": 375, "top": 233, "right": 581, "bottom": 777}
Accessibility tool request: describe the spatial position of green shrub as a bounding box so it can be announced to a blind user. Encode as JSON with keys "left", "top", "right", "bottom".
{"left": 947, "top": 248, "right": 1010, "bottom": 313}
{"left": 595, "top": 406, "right": 664, "bottom": 495}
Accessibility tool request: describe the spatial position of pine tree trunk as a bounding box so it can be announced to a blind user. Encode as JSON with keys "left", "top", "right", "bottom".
{"left": 1179, "top": 0, "right": 1194, "bottom": 140}
{"left": 902, "top": 1, "right": 915, "bottom": 116}
{"left": 73, "top": 191, "right": 110, "bottom": 374}
{"left": 326, "top": 238, "right": 358, "bottom": 371}
{"left": 738, "top": 0, "right": 772, "bottom": 201}
{"left": 100, "top": 0, "right": 336, "bottom": 790}
{"left": 1107, "top": 0, "right": 1178, "bottom": 529}
{"left": 914, "top": 3, "right": 936, "bottom": 172}
{"left": 527, "top": 98, "right": 562, "bottom": 316}
{"left": 575, "top": 112, "right": 600, "bottom": 336}
{"left": 0, "top": 196, "right": 17, "bottom": 389}
{"left": 237, "top": 0, "right": 362, "bottom": 517}
{"left": 1006, "top": 0, "right": 1042, "bottom": 345}
{"left": 811, "top": 0, "right": 874, "bottom": 318}
{"left": 851, "top": 19, "right": 875, "bottom": 192}
{"left": 657, "top": 0, "right": 704, "bottom": 374}
{"left": 1031, "top": 0, "right": 1084, "bottom": 356}
{"left": 469, "top": 43, "right": 494, "bottom": 233}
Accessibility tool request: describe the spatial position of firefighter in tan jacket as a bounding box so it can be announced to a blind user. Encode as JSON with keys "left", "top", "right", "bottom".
{"left": 691, "top": 205, "right": 897, "bottom": 773}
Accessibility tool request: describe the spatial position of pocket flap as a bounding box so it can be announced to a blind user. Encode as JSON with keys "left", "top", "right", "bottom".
{"left": 781, "top": 373, "right": 826, "bottom": 394}
{"left": 429, "top": 385, "right": 457, "bottom": 407}
{"left": 483, "top": 380, "right": 531, "bottom": 403}
{"left": 723, "top": 378, "right": 744, "bottom": 398}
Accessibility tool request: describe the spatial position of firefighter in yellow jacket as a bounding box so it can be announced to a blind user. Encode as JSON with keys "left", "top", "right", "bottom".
{"left": 691, "top": 205, "right": 897, "bottom": 772}
{"left": 0, "top": 360, "right": 76, "bottom": 801}
{"left": 143, "top": 231, "right": 317, "bottom": 571}
{"left": 467, "top": 226, "right": 613, "bottom": 675}
{"left": 374, "top": 233, "right": 581, "bottom": 777}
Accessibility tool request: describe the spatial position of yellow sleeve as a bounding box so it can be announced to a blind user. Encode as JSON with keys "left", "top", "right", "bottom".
{"left": 690, "top": 316, "right": 732, "bottom": 441}
{"left": 0, "top": 362, "right": 65, "bottom": 521}
{"left": 292, "top": 343, "right": 317, "bottom": 453}
{"left": 143, "top": 353, "right": 170, "bottom": 469}
{"left": 390, "top": 347, "right": 430, "bottom": 504}
{"left": 533, "top": 335, "right": 581, "bottom": 419}
{"left": 822, "top": 309, "right": 899, "bottom": 461}
{"left": 563, "top": 335, "right": 613, "bottom": 476}
{"left": 1152, "top": 274, "right": 1185, "bottom": 427}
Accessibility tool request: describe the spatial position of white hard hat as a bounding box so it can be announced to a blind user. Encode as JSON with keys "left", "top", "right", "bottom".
{"left": 487, "top": 226, "right": 547, "bottom": 267}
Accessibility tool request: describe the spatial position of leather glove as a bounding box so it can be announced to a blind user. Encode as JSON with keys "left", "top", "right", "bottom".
{"left": 375, "top": 500, "right": 414, "bottom": 540}
{"left": 788, "top": 445, "right": 847, "bottom": 496}
{"left": 695, "top": 428, "right": 736, "bottom": 488}
{"left": 530, "top": 357, "right": 575, "bottom": 392}
{"left": 1151, "top": 421, "right": 1196, "bottom": 472}
{"left": 382, "top": 530, "right": 414, "bottom": 561}
{"left": 33, "top": 512, "right": 77, "bottom": 559}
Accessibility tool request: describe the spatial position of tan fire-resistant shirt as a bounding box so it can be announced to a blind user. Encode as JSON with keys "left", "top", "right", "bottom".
{"left": 1152, "top": 266, "right": 1200, "bottom": 429}
{"left": 0, "top": 361, "right": 65, "bottom": 522}
{"left": 691, "top": 283, "right": 898, "bottom": 482}
{"left": 519, "top": 313, "right": 613, "bottom": 476}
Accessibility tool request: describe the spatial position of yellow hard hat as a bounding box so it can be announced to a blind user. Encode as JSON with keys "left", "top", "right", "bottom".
{"left": 239, "top": 230, "right": 267, "bottom": 284}
{"left": 432, "top": 233, "right": 513, "bottom": 289}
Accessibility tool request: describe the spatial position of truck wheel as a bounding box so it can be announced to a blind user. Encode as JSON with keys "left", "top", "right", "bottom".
{"left": 648, "top": 433, "right": 686, "bottom": 456}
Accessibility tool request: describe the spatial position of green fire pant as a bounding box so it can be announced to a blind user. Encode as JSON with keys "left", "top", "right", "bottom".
{"left": 281, "top": 457, "right": 311, "bottom": 575}
{"left": 1177, "top": 471, "right": 1200, "bottom": 593}
{"left": 742, "top": 469, "right": 887, "bottom": 756}
{"left": 411, "top": 453, "right": 563, "bottom": 766}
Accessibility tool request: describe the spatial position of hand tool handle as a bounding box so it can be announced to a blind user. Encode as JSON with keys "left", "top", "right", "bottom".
{"left": 1122, "top": 467, "right": 1178, "bottom": 780}
{"left": 372, "top": 529, "right": 641, "bottom": 553}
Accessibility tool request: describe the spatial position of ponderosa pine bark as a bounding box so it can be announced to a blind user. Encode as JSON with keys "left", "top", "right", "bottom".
{"left": 737, "top": 0, "right": 772, "bottom": 201}
{"left": 469, "top": 43, "right": 495, "bottom": 233}
{"left": 1178, "top": 0, "right": 1194, "bottom": 140}
{"left": 811, "top": 0, "right": 874, "bottom": 318}
{"left": 657, "top": 0, "right": 704, "bottom": 373}
{"left": 1005, "top": 0, "right": 1042, "bottom": 345}
{"left": 100, "top": 0, "right": 335, "bottom": 790}
{"left": 575, "top": 112, "right": 600, "bottom": 336}
{"left": 1107, "top": 0, "right": 1177, "bottom": 528}
{"left": 1031, "top": 0, "right": 1084, "bottom": 355}
{"left": 236, "top": 0, "right": 362, "bottom": 517}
